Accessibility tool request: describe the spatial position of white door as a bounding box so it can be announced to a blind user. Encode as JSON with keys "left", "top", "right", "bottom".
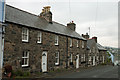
{"left": 76, "top": 54, "right": 79, "bottom": 69}
{"left": 93, "top": 56, "right": 95, "bottom": 66}
{"left": 103, "top": 56, "right": 104, "bottom": 63}
{"left": 42, "top": 51, "right": 47, "bottom": 72}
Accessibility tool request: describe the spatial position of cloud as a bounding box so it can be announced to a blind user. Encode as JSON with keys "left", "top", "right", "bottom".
{"left": 6, "top": 1, "right": 118, "bottom": 47}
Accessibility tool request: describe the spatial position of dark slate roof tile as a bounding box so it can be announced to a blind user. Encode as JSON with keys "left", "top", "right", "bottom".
{"left": 5, "top": 4, "right": 86, "bottom": 40}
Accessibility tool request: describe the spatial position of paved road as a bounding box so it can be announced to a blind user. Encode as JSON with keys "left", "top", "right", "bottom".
{"left": 55, "top": 65, "right": 118, "bottom": 78}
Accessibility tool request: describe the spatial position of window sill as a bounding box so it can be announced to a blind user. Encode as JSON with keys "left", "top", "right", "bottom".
{"left": 55, "top": 63, "right": 59, "bottom": 66}
{"left": 22, "top": 40, "right": 29, "bottom": 43}
{"left": 55, "top": 44, "right": 59, "bottom": 46}
{"left": 37, "top": 42, "right": 42, "bottom": 44}
{"left": 22, "top": 65, "right": 29, "bottom": 67}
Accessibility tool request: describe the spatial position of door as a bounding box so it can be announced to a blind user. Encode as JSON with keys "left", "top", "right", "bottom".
{"left": 42, "top": 51, "right": 47, "bottom": 72}
{"left": 103, "top": 56, "right": 104, "bottom": 63}
{"left": 93, "top": 56, "right": 95, "bottom": 66}
{"left": 76, "top": 54, "right": 79, "bottom": 69}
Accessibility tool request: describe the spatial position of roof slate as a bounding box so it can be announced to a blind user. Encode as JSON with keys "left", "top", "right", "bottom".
{"left": 96, "top": 43, "right": 107, "bottom": 51}
{"left": 87, "top": 39, "right": 107, "bottom": 51}
{"left": 5, "top": 4, "right": 86, "bottom": 40}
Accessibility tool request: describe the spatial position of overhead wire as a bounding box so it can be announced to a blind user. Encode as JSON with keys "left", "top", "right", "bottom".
{"left": 69, "top": 0, "right": 71, "bottom": 22}
{"left": 95, "top": 0, "right": 99, "bottom": 28}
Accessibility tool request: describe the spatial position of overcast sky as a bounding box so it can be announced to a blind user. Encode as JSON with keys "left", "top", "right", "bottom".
{"left": 6, "top": 0, "right": 119, "bottom": 48}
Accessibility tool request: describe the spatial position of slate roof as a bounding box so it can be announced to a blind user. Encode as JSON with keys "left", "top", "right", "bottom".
{"left": 87, "top": 39, "right": 107, "bottom": 51}
{"left": 96, "top": 43, "right": 107, "bottom": 51}
{"left": 5, "top": 4, "right": 86, "bottom": 40}
{"left": 87, "top": 39, "right": 97, "bottom": 48}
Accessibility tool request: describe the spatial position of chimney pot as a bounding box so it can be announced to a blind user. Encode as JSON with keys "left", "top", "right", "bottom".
{"left": 67, "top": 22, "right": 76, "bottom": 31}
{"left": 82, "top": 33, "right": 89, "bottom": 40}
{"left": 92, "top": 36, "right": 97, "bottom": 43}
{"left": 40, "top": 6, "right": 52, "bottom": 23}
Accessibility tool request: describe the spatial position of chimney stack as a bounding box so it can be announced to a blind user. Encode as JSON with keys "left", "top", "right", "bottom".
{"left": 40, "top": 6, "right": 52, "bottom": 23}
{"left": 67, "top": 21, "right": 76, "bottom": 31}
{"left": 82, "top": 33, "right": 89, "bottom": 40}
{"left": 92, "top": 36, "right": 97, "bottom": 43}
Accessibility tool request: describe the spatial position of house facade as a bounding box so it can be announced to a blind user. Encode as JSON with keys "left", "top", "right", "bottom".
{"left": 3, "top": 5, "right": 87, "bottom": 73}
{"left": 97, "top": 43, "right": 107, "bottom": 64}
{"left": 82, "top": 33, "right": 107, "bottom": 67}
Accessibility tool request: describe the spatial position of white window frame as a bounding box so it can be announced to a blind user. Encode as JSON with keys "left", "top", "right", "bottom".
{"left": 83, "top": 54, "right": 86, "bottom": 61}
{"left": 77, "top": 40, "right": 79, "bottom": 47}
{"left": 55, "top": 35, "right": 59, "bottom": 45}
{"left": 70, "top": 38, "right": 72, "bottom": 47}
{"left": 89, "top": 49, "right": 91, "bottom": 53}
{"left": 82, "top": 41, "right": 84, "bottom": 48}
{"left": 37, "top": 32, "right": 42, "bottom": 43}
{"left": 70, "top": 53, "right": 73, "bottom": 62}
{"left": 22, "top": 51, "right": 29, "bottom": 67}
{"left": 97, "top": 56, "right": 99, "bottom": 61}
{"left": 89, "top": 56, "right": 91, "bottom": 61}
{"left": 55, "top": 52, "right": 59, "bottom": 65}
{"left": 22, "top": 28, "right": 29, "bottom": 42}
{"left": 81, "top": 54, "right": 84, "bottom": 62}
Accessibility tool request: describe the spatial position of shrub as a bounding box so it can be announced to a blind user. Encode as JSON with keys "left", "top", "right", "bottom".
{"left": 12, "top": 70, "right": 30, "bottom": 77}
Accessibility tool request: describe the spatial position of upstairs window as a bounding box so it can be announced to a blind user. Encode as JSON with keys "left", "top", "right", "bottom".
{"left": 22, "top": 28, "right": 29, "bottom": 42}
{"left": 77, "top": 40, "right": 79, "bottom": 47}
{"left": 82, "top": 41, "right": 84, "bottom": 48}
{"left": 70, "top": 38, "right": 72, "bottom": 47}
{"left": 55, "top": 35, "right": 59, "bottom": 45}
{"left": 37, "top": 32, "right": 42, "bottom": 43}
{"left": 55, "top": 52, "right": 59, "bottom": 65}
{"left": 22, "top": 51, "right": 29, "bottom": 67}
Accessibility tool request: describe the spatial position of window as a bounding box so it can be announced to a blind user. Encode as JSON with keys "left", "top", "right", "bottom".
{"left": 22, "top": 51, "right": 29, "bottom": 67}
{"left": 89, "top": 56, "right": 91, "bottom": 61}
{"left": 55, "top": 35, "right": 59, "bottom": 45}
{"left": 77, "top": 40, "right": 79, "bottom": 47}
{"left": 93, "top": 47, "right": 95, "bottom": 53}
{"left": 37, "top": 32, "right": 42, "bottom": 43}
{"left": 82, "top": 41, "right": 84, "bottom": 48}
{"left": 81, "top": 54, "right": 84, "bottom": 62}
{"left": 22, "top": 28, "right": 29, "bottom": 42}
{"left": 83, "top": 54, "right": 86, "bottom": 61}
{"left": 70, "top": 53, "right": 73, "bottom": 62}
{"left": 89, "top": 49, "right": 91, "bottom": 53}
{"left": 97, "top": 56, "right": 99, "bottom": 61}
{"left": 55, "top": 52, "right": 59, "bottom": 65}
{"left": 70, "top": 38, "right": 72, "bottom": 47}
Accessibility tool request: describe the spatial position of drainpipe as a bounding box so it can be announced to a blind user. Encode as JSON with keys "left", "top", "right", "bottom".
{"left": 66, "top": 37, "right": 68, "bottom": 69}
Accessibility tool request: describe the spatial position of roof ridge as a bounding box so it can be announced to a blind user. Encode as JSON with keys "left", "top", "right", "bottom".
{"left": 53, "top": 21, "right": 66, "bottom": 27}
{"left": 6, "top": 4, "right": 39, "bottom": 17}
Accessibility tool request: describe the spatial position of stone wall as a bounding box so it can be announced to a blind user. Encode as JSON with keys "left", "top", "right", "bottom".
{"left": 3, "top": 22, "right": 87, "bottom": 72}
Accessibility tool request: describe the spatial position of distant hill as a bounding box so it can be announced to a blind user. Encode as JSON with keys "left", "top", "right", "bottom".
{"left": 104, "top": 46, "right": 119, "bottom": 55}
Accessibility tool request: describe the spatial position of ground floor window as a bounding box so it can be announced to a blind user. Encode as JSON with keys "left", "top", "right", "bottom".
{"left": 22, "top": 51, "right": 29, "bottom": 67}
{"left": 69, "top": 53, "right": 73, "bottom": 65}
{"left": 89, "top": 56, "right": 91, "bottom": 61}
{"left": 55, "top": 52, "right": 59, "bottom": 65}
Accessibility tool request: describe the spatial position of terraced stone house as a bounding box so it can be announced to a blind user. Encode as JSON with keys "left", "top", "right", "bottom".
{"left": 82, "top": 33, "right": 107, "bottom": 67}
{"left": 3, "top": 5, "right": 87, "bottom": 73}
